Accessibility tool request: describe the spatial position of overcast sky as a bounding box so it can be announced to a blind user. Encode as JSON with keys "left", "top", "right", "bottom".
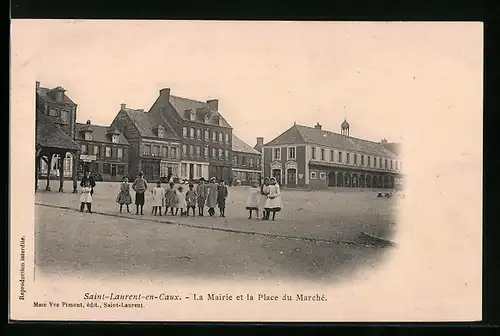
{"left": 14, "top": 20, "right": 482, "bottom": 147}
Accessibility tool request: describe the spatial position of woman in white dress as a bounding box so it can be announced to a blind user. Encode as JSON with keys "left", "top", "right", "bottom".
{"left": 259, "top": 177, "right": 271, "bottom": 220}
{"left": 176, "top": 186, "right": 188, "bottom": 216}
{"left": 151, "top": 181, "right": 165, "bottom": 216}
{"left": 245, "top": 181, "right": 261, "bottom": 219}
{"left": 264, "top": 177, "right": 283, "bottom": 221}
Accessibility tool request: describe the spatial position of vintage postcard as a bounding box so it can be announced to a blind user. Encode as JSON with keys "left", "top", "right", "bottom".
{"left": 10, "top": 20, "right": 482, "bottom": 322}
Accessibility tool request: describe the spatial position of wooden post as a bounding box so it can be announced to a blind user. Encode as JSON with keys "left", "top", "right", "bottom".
{"left": 45, "top": 154, "right": 52, "bottom": 191}
{"left": 72, "top": 151, "right": 78, "bottom": 193}
{"left": 59, "top": 152, "right": 65, "bottom": 192}
{"left": 35, "top": 154, "right": 39, "bottom": 191}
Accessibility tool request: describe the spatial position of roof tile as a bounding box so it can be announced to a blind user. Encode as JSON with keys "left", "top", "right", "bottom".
{"left": 265, "top": 124, "right": 398, "bottom": 158}
{"left": 75, "top": 123, "right": 130, "bottom": 145}
{"left": 232, "top": 134, "right": 261, "bottom": 155}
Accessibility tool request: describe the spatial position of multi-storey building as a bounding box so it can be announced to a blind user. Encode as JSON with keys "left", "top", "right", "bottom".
{"left": 36, "top": 81, "right": 80, "bottom": 192}
{"left": 110, "top": 104, "right": 181, "bottom": 182}
{"left": 231, "top": 134, "right": 262, "bottom": 185}
{"left": 262, "top": 120, "right": 403, "bottom": 189}
{"left": 148, "top": 88, "right": 233, "bottom": 182}
{"left": 74, "top": 120, "right": 130, "bottom": 181}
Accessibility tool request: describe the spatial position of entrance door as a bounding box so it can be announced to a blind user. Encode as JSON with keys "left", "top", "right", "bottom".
{"left": 328, "top": 171, "right": 336, "bottom": 187}
{"left": 189, "top": 164, "right": 194, "bottom": 180}
{"left": 287, "top": 169, "right": 297, "bottom": 187}
{"left": 111, "top": 164, "right": 117, "bottom": 177}
{"left": 222, "top": 167, "right": 229, "bottom": 182}
{"left": 272, "top": 169, "right": 281, "bottom": 185}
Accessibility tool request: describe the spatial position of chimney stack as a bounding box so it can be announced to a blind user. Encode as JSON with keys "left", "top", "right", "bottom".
{"left": 254, "top": 137, "right": 264, "bottom": 153}
{"left": 36, "top": 81, "right": 40, "bottom": 90}
{"left": 314, "top": 122, "right": 322, "bottom": 130}
{"left": 86, "top": 119, "right": 91, "bottom": 125}
{"left": 120, "top": 103, "right": 126, "bottom": 110}
{"left": 381, "top": 138, "right": 388, "bottom": 144}
{"left": 207, "top": 99, "right": 219, "bottom": 112}
{"left": 160, "top": 88, "right": 171, "bottom": 98}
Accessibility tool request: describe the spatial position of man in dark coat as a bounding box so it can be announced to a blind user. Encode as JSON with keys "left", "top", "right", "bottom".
{"left": 80, "top": 171, "right": 96, "bottom": 196}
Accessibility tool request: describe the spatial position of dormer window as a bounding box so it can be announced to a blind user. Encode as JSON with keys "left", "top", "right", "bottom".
{"left": 84, "top": 132, "right": 92, "bottom": 141}
{"left": 112, "top": 134, "right": 119, "bottom": 143}
{"left": 153, "top": 125, "right": 165, "bottom": 138}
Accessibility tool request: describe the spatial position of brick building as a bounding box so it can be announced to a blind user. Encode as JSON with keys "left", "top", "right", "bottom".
{"left": 74, "top": 120, "right": 130, "bottom": 181}
{"left": 231, "top": 134, "right": 262, "bottom": 185}
{"left": 262, "top": 120, "right": 404, "bottom": 189}
{"left": 110, "top": 104, "right": 181, "bottom": 182}
{"left": 148, "top": 88, "right": 233, "bottom": 182}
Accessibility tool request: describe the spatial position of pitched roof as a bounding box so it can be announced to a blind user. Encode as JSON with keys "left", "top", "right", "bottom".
{"left": 75, "top": 123, "right": 130, "bottom": 145}
{"left": 265, "top": 124, "right": 398, "bottom": 158}
{"left": 37, "top": 87, "right": 76, "bottom": 105}
{"left": 168, "top": 95, "right": 232, "bottom": 128}
{"left": 124, "top": 108, "right": 180, "bottom": 140}
{"left": 36, "top": 110, "right": 80, "bottom": 151}
{"left": 232, "top": 134, "right": 261, "bottom": 155}
{"left": 382, "top": 142, "right": 401, "bottom": 156}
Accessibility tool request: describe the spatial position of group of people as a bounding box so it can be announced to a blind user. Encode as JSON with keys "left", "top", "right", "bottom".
{"left": 115, "top": 172, "right": 229, "bottom": 217}
{"left": 244, "top": 177, "right": 283, "bottom": 221}
{"left": 78, "top": 170, "right": 283, "bottom": 221}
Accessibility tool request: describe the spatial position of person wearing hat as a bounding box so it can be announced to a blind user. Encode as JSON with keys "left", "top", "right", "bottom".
{"left": 196, "top": 177, "right": 208, "bottom": 216}
{"left": 132, "top": 171, "right": 148, "bottom": 215}
{"left": 205, "top": 177, "right": 219, "bottom": 216}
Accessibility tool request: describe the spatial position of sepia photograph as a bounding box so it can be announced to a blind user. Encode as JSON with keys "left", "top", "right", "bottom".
{"left": 10, "top": 20, "right": 482, "bottom": 322}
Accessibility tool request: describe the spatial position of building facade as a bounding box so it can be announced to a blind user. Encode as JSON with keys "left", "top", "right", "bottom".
{"left": 262, "top": 121, "right": 404, "bottom": 190}
{"left": 110, "top": 104, "right": 182, "bottom": 182}
{"left": 74, "top": 120, "right": 130, "bottom": 181}
{"left": 36, "top": 82, "right": 80, "bottom": 191}
{"left": 148, "top": 88, "right": 233, "bottom": 182}
{"left": 231, "top": 134, "right": 262, "bottom": 185}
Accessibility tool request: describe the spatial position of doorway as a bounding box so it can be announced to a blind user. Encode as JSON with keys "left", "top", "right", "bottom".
{"left": 328, "top": 171, "right": 336, "bottom": 187}
{"left": 111, "top": 164, "right": 117, "bottom": 177}
{"left": 287, "top": 169, "right": 296, "bottom": 187}
{"left": 272, "top": 169, "right": 281, "bottom": 185}
{"left": 189, "top": 164, "right": 194, "bottom": 180}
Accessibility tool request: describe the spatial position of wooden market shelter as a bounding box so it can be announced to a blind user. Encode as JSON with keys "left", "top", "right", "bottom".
{"left": 35, "top": 109, "right": 80, "bottom": 193}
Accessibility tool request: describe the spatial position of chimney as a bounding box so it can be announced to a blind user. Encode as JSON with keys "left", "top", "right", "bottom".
{"left": 207, "top": 99, "right": 219, "bottom": 112}
{"left": 86, "top": 120, "right": 91, "bottom": 125}
{"left": 254, "top": 137, "right": 264, "bottom": 153}
{"left": 120, "top": 103, "right": 126, "bottom": 110}
{"left": 160, "top": 88, "right": 171, "bottom": 98}
{"left": 36, "top": 81, "right": 40, "bottom": 90}
{"left": 381, "top": 138, "right": 388, "bottom": 144}
{"left": 314, "top": 122, "right": 322, "bottom": 130}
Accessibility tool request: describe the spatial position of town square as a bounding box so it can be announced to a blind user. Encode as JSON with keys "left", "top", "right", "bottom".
{"left": 30, "top": 21, "right": 405, "bottom": 284}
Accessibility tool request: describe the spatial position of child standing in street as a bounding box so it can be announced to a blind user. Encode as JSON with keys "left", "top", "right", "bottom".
{"left": 217, "top": 180, "right": 229, "bottom": 218}
{"left": 79, "top": 181, "right": 93, "bottom": 213}
{"left": 196, "top": 178, "right": 208, "bottom": 216}
{"left": 185, "top": 184, "right": 197, "bottom": 217}
{"left": 151, "top": 181, "right": 165, "bottom": 216}
{"left": 116, "top": 176, "right": 132, "bottom": 213}
{"left": 245, "top": 181, "right": 260, "bottom": 219}
{"left": 176, "top": 186, "right": 187, "bottom": 216}
{"left": 132, "top": 171, "right": 148, "bottom": 215}
{"left": 164, "top": 182, "right": 178, "bottom": 216}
